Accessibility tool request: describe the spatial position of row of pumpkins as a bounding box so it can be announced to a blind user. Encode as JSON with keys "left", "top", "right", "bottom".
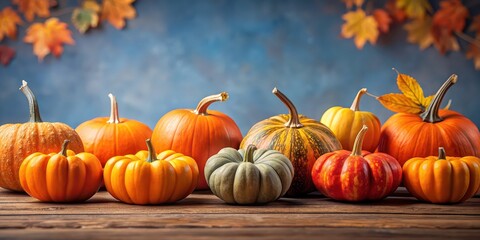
{"left": 0, "top": 75, "right": 479, "bottom": 205}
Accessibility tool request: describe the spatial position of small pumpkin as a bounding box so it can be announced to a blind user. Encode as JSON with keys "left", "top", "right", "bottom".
{"left": 151, "top": 92, "right": 242, "bottom": 190}
{"left": 378, "top": 75, "right": 480, "bottom": 166}
{"left": 103, "top": 139, "right": 199, "bottom": 205}
{"left": 0, "top": 81, "right": 84, "bottom": 192}
{"left": 403, "top": 147, "right": 480, "bottom": 204}
{"left": 205, "top": 144, "right": 294, "bottom": 204}
{"left": 321, "top": 88, "right": 381, "bottom": 152}
{"left": 76, "top": 94, "right": 152, "bottom": 166}
{"left": 19, "top": 140, "right": 102, "bottom": 202}
{"left": 312, "top": 125, "right": 402, "bottom": 202}
{"left": 240, "top": 88, "right": 341, "bottom": 196}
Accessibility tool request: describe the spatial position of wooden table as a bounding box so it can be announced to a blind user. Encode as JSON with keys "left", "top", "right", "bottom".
{"left": 0, "top": 188, "right": 479, "bottom": 239}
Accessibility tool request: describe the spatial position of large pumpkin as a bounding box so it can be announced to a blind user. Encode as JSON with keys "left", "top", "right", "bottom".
{"left": 0, "top": 81, "right": 84, "bottom": 192}
{"left": 151, "top": 92, "right": 242, "bottom": 190}
{"left": 19, "top": 140, "right": 103, "bottom": 202}
{"left": 205, "top": 144, "right": 294, "bottom": 204}
{"left": 378, "top": 74, "right": 480, "bottom": 166}
{"left": 321, "top": 88, "right": 381, "bottom": 152}
{"left": 240, "top": 88, "right": 341, "bottom": 196}
{"left": 76, "top": 94, "right": 152, "bottom": 166}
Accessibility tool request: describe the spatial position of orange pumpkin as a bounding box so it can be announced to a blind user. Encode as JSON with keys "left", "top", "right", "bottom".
{"left": 0, "top": 81, "right": 84, "bottom": 192}
{"left": 76, "top": 94, "right": 152, "bottom": 166}
{"left": 103, "top": 139, "right": 199, "bottom": 205}
{"left": 151, "top": 92, "right": 242, "bottom": 190}
{"left": 378, "top": 74, "right": 480, "bottom": 166}
{"left": 19, "top": 140, "right": 102, "bottom": 202}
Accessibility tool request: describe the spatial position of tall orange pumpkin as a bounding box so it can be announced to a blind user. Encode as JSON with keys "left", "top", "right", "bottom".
{"left": 0, "top": 81, "right": 84, "bottom": 192}
{"left": 378, "top": 74, "right": 480, "bottom": 166}
{"left": 151, "top": 92, "right": 242, "bottom": 190}
{"left": 76, "top": 94, "right": 152, "bottom": 166}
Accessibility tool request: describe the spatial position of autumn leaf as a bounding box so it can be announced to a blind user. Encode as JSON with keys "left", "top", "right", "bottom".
{"left": 342, "top": 0, "right": 364, "bottom": 9}
{"left": 431, "top": 26, "right": 460, "bottom": 54}
{"left": 0, "top": 45, "right": 15, "bottom": 66}
{"left": 423, "top": 95, "right": 434, "bottom": 107}
{"left": 12, "top": 0, "right": 51, "bottom": 22}
{"left": 377, "top": 93, "right": 422, "bottom": 114}
{"left": 72, "top": 0, "right": 100, "bottom": 33}
{"left": 341, "top": 9, "right": 378, "bottom": 49}
{"left": 24, "top": 18, "right": 75, "bottom": 60}
{"left": 385, "top": 0, "right": 406, "bottom": 23}
{"left": 101, "top": 0, "right": 136, "bottom": 29}
{"left": 396, "top": 0, "right": 431, "bottom": 19}
{"left": 0, "top": 7, "right": 22, "bottom": 41}
{"left": 394, "top": 71, "right": 426, "bottom": 106}
{"left": 433, "top": 0, "right": 468, "bottom": 33}
{"left": 404, "top": 16, "right": 434, "bottom": 50}
{"left": 468, "top": 15, "right": 480, "bottom": 35}
{"left": 466, "top": 41, "right": 480, "bottom": 70}
{"left": 373, "top": 9, "right": 391, "bottom": 33}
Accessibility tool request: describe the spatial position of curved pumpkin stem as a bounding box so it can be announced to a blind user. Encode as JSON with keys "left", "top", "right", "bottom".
{"left": 107, "top": 93, "right": 120, "bottom": 124}
{"left": 351, "top": 125, "right": 368, "bottom": 156}
{"left": 438, "top": 147, "right": 446, "bottom": 160}
{"left": 60, "top": 140, "right": 70, "bottom": 156}
{"left": 272, "top": 87, "right": 303, "bottom": 128}
{"left": 19, "top": 80, "right": 43, "bottom": 123}
{"left": 145, "top": 139, "right": 158, "bottom": 163}
{"left": 350, "top": 88, "right": 367, "bottom": 111}
{"left": 243, "top": 144, "right": 257, "bottom": 163}
{"left": 194, "top": 92, "right": 229, "bottom": 115}
{"left": 420, "top": 74, "right": 457, "bottom": 123}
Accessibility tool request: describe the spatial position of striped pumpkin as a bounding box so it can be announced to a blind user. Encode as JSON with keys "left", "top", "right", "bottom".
{"left": 240, "top": 88, "right": 342, "bottom": 196}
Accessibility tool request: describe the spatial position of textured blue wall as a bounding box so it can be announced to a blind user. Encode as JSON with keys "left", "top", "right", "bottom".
{"left": 1, "top": 0, "right": 479, "bottom": 135}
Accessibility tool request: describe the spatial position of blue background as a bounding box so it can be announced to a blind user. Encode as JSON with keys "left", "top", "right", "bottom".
{"left": 1, "top": 0, "right": 479, "bottom": 135}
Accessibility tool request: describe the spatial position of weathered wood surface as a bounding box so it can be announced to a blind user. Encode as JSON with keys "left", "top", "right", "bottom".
{"left": 0, "top": 188, "right": 479, "bottom": 239}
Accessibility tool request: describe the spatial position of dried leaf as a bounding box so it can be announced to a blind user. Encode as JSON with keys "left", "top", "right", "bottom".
{"left": 12, "top": 0, "right": 50, "bottom": 22}
{"left": 433, "top": 0, "right": 468, "bottom": 33}
{"left": 377, "top": 93, "right": 422, "bottom": 114}
{"left": 342, "top": 0, "right": 364, "bottom": 9}
{"left": 395, "top": 71, "right": 425, "bottom": 106}
{"left": 466, "top": 41, "right": 480, "bottom": 70}
{"left": 404, "top": 16, "right": 434, "bottom": 50}
{"left": 72, "top": 0, "right": 100, "bottom": 34}
{"left": 431, "top": 26, "right": 460, "bottom": 54}
{"left": 0, "top": 7, "right": 23, "bottom": 41}
{"left": 24, "top": 18, "right": 75, "bottom": 60}
{"left": 373, "top": 9, "right": 391, "bottom": 33}
{"left": 468, "top": 15, "right": 480, "bottom": 35}
{"left": 341, "top": 9, "right": 379, "bottom": 49}
{"left": 386, "top": 0, "right": 406, "bottom": 23}
{"left": 0, "top": 45, "right": 15, "bottom": 66}
{"left": 396, "top": 0, "right": 431, "bottom": 19}
{"left": 101, "top": 0, "right": 136, "bottom": 29}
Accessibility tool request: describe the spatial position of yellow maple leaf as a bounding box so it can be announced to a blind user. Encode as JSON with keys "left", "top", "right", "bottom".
{"left": 466, "top": 41, "right": 480, "bottom": 70}
{"left": 396, "top": 0, "right": 431, "bottom": 19}
{"left": 0, "top": 7, "right": 23, "bottom": 41}
{"left": 24, "top": 18, "right": 75, "bottom": 61}
{"left": 12, "top": 0, "right": 51, "bottom": 22}
{"left": 101, "top": 0, "right": 136, "bottom": 29}
{"left": 395, "top": 71, "right": 426, "bottom": 106}
{"left": 377, "top": 93, "right": 422, "bottom": 114}
{"left": 341, "top": 9, "right": 379, "bottom": 49}
{"left": 342, "top": 0, "right": 364, "bottom": 9}
{"left": 423, "top": 95, "right": 434, "bottom": 107}
{"left": 404, "top": 16, "right": 434, "bottom": 50}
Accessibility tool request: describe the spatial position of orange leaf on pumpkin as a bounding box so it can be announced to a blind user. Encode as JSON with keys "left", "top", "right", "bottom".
{"left": 373, "top": 9, "right": 391, "bottom": 33}
{"left": 341, "top": 9, "right": 379, "bottom": 49}
{"left": 12, "top": 0, "right": 50, "bottom": 22}
{"left": 0, "top": 45, "right": 15, "bottom": 66}
{"left": 0, "top": 7, "right": 22, "bottom": 41}
{"left": 377, "top": 93, "right": 422, "bottom": 114}
{"left": 342, "top": 0, "right": 364, "bottom": 9}
{"left": 404, "top": 16, "right": 434, "bottom": 50}
{"left": 101, "top": 0, "right": 136, "bottom": 29}
{"left": 396, "top": 0, "right": 431, "bottom": 19}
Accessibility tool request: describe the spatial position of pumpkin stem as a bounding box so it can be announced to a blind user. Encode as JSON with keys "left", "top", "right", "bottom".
{"left": 107, "top": 93, "right": 121, "bottom": 124}
{"left": 194, "top": 92, "right": 229, "bottom": 115}
{"left": 19, "top": 80, "right": 43, "bottom": 123}
{"left": 350, "top": 88, "right": 367, "bottom": 111}
{"left": 438, "top": 147, "right": 447, "bottom": 160}
{"left": 243, "top": 144, "right": 257, "bottom": 163}
{"left": 145, "top": 139, "right": 158, "bottom": 163}
{"left": 59, "top": 140, "right": 70, "bottom": 156}
{"left": 420, "top": 74, "right": 457, "bottom": 123}
{"left": 351, "top": 125, "right": 368, "bottom": 156}
{"left": 272, "top": 87, "right": 303, "bottom": 128}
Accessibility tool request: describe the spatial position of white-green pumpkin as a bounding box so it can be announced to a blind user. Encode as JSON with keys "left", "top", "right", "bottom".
{"left": 205, "top": 144, "right": 294, "bottom": 204}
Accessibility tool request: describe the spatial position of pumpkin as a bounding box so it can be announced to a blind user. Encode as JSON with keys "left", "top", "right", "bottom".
{"left": 76, "top": 94, "right": 152, "bottom": 166}
{"left": 403, "top": 147, "right": 480, "bottom": 204}
{"left": 320, "top": 88, "right": 381, "bottom": 152}
{"left": 378, "top": 74, "right": 480, "bottom": 166}
{"left": 205, "top": 144, "right": 294, "bottom": 204}
{"left": 0, "top": 81, "right": 84, "bottom": 192}
{"left": 311, "top": 125, "right": 402, "bottom": 202}
{"left": 240, "top": 88, "right": 341, "bottom": 196}
{"left": 103, "top": 139, "right": 199, "bottom": 205}
{"left": 19, "top": 140, "right": 102, "bottom": 202}
{"left": 151, "top": 92, "right": 242, "bottom": 190}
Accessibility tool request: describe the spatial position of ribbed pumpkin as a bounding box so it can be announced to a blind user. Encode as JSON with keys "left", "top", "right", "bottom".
{"left": 378, "top": 74, "right": 480, "bottom": 166}
{"left": 151, "top": 92, "right": 242, "bottom": 190}
{"left": 403, "top": 147, "right": 480, "bottom": 204}
{"left": 205, "top": 144, "right": 294, "bottom": 205}
{"left": 321, "top": 88, "right": 381, "bottom": 152}
{"left": 19, "top": 140, "right": 103, "bottom": 202}
{"left": 0, "top": 81, "right": 84, "bottom": 192}
{"left": 240, "top": 88, "right": 341, "bottom": 196}
{"left": 103, "top": 139, "right": 199, "bottom": 205}
{"left": 76, "top": 94, "right": 152, "bottom": 166}
{"left": 311, "top": 126, "right": 402, "bottom": 202}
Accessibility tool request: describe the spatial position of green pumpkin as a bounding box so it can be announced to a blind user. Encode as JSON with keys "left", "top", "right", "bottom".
{"left": 205, "top": 145, "right": 294, "bottom": 204}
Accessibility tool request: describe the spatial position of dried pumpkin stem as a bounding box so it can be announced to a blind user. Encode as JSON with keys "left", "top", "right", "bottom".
{"left": 60, "top": 140, "right": 70, "bottom": 156}
{"left": 438, "top": 147, "right": 446, "bottom": 160}
{"left": 19, "top": 80, "right": 43, "bottom": 123}
{"left": 243, "top": 144, "right": 257, "bottom": 163}
{"left": 107, "top": 93, "right": 120, "bottom": 124}
{"left": 351, "top": 125, "right": 368, "bottom": 156}
{"left": 350, "top": 88, "right": 367, "bottom": 111}
{"left": 194, "top": 92, "right": 229, "bottom": 115}
{"left": 420, "top": 74, "right": 457, "bottom": 123}
{"left": 145, "top": 139, "right": 158, "bottom": 163}
{"left": 272, "top": 87, "right": 303, "bottom": 128}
